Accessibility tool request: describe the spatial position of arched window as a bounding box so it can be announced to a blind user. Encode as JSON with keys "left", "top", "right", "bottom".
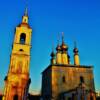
{"left": 62, "top": 76, "right": 66, "bottom": 83}
{"left": 13, "top": 94, "right": 18, "bottom": 100}
{"left": 20, "top": 33, "right": 26, "bottom": 44}
{"left": 80, "top": 76, "right": 84, "bottom": 83}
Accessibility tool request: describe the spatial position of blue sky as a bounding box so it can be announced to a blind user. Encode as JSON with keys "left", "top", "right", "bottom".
{"left": 0, "top": 0, "right": 100, "bottom": 93}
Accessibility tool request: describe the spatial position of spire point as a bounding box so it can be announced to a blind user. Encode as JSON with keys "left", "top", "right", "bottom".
{"left": 62, "top": 32, "right": 64, "bottom": 43}
{"left": 51, "top": 37, "right": 55, "bottom": 57}
{"left": 56, "top": 33, "right": 61, "bottom": 51}
{"left": 25, "top": 7, "right": 28, "bottom": 16}
{"left": 22, "top": 7, "right": 29, "bottom": 24}
{"left": 73, "top": 41, "right": 79, "bottom": 53}
{"left": 74, "top": 41, "right": 77, "bottom": 48}
{"left": 57, "top": 32, "right": 60, "bottom": 45}
{"left": 52, "top": 40, "right": 54, "bottom": 52}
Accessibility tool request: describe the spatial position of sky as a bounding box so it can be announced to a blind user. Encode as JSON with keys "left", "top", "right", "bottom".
{"left": 0, "top": 0, "right": 100, "bottom": 94}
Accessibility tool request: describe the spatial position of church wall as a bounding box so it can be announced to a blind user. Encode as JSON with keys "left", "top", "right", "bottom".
{"left": 42, "top": 67, "right": 52, "bottom": 100}
{"left": 51, "top": 65, "right": 95, "bottom": 99}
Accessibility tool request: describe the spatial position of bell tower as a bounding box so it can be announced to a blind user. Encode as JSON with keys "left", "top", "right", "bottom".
{"left": 3, "top": 8, "right": 32, "bottom": 100}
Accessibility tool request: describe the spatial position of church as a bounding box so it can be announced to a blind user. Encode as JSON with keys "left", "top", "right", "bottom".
{"left": 41, "top": 35, "right": 96, "bottom": 100}
{"left": 2, "top": 7, "right": 96, "bottom": 100}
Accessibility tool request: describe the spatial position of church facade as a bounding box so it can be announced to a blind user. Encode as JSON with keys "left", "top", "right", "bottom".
{"left": 42, "top": 35, "right": 96, "bottom": 100}
{"left": 3, "top": 9, "right": 32, "bottom": 100}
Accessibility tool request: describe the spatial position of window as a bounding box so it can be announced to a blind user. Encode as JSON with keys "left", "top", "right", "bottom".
{"left": 20, "top": 33, "right": 26, "bottom": 44}
{"left": 62, "top": 76, "right": 66, "bottom": 83}
{"left": 80, "top": 76, "right": 84, "bottom": 83}
{"left": 13, "top": 94, "right": 18, "bottom": 100}
{"left": 24, "top": 19, "right": 26, "bottom": 22}
{"left": 19, "top": 49, "right": 24, "bottom": 51}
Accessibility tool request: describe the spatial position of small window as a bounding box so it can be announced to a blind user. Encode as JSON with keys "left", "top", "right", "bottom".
{"left": 19, "top": 49, "right": 24, "bottom": 51}
{"left": 62, "top": 76, "right": 66, "bottom": 83}
{"left": 20, "top": 33, "right": 26, "bottom": 44}
{"left": 80, "top": 76, "right": 84, "bottom": 83}
{"left": 24, "top": 19, "right": 26, "bottom": 22}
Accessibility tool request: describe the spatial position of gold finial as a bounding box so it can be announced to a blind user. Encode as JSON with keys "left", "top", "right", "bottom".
{"left": 56, "top": 33, "right": 61, "bottom": 51}
{"left": 24, "top": 0, "right": 28, "bottom": 16}
{"left": 57, "top": 32, "right": 60, "bottom": 45}
{"left": 62, "top": 32, "right": 64, "bottom": 43}
{"left": 74, "top": 41, "right": 77, "bottom": 48}
{"left": 73, "top": 41, "right": 79, "bottom": 53}
{"left": 52, "top": 39, "right": 54, "bottom": 52}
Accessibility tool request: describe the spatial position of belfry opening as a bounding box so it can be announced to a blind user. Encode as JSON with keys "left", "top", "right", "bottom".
{"left": 20, "top": 33, "right": 26, "bottom": 44}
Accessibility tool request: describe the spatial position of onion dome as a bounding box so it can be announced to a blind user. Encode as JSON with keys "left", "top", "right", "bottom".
{"left": 61, "top": 32, "right": 68, "bottom": 51}
{"left": 56, "top": 44, "right": 61, "bottom": 51}
{"left": 50, "top": 47, "right": 56, "bottom": 64}
{"left": 73, "top": 47, "right": 79, "bottom": 53}
{"left": 61, "top": 42, "right": 68, "bottom": 51}
{"left": 51, "top": 51, "right": 55, "bottom": 58}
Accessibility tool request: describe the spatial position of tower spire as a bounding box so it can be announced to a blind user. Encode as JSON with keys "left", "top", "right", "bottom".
{"left": 22, "top": 7, "right": 28, "bottom": 24}
{"left": 25, "top": 7, "right": 28, "bottom": 16}
{"left": 74, "top": 41, "right": 77, "bottom": 48}
{"left": 62, "top": 32, "right": 64, "bottom": 43}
